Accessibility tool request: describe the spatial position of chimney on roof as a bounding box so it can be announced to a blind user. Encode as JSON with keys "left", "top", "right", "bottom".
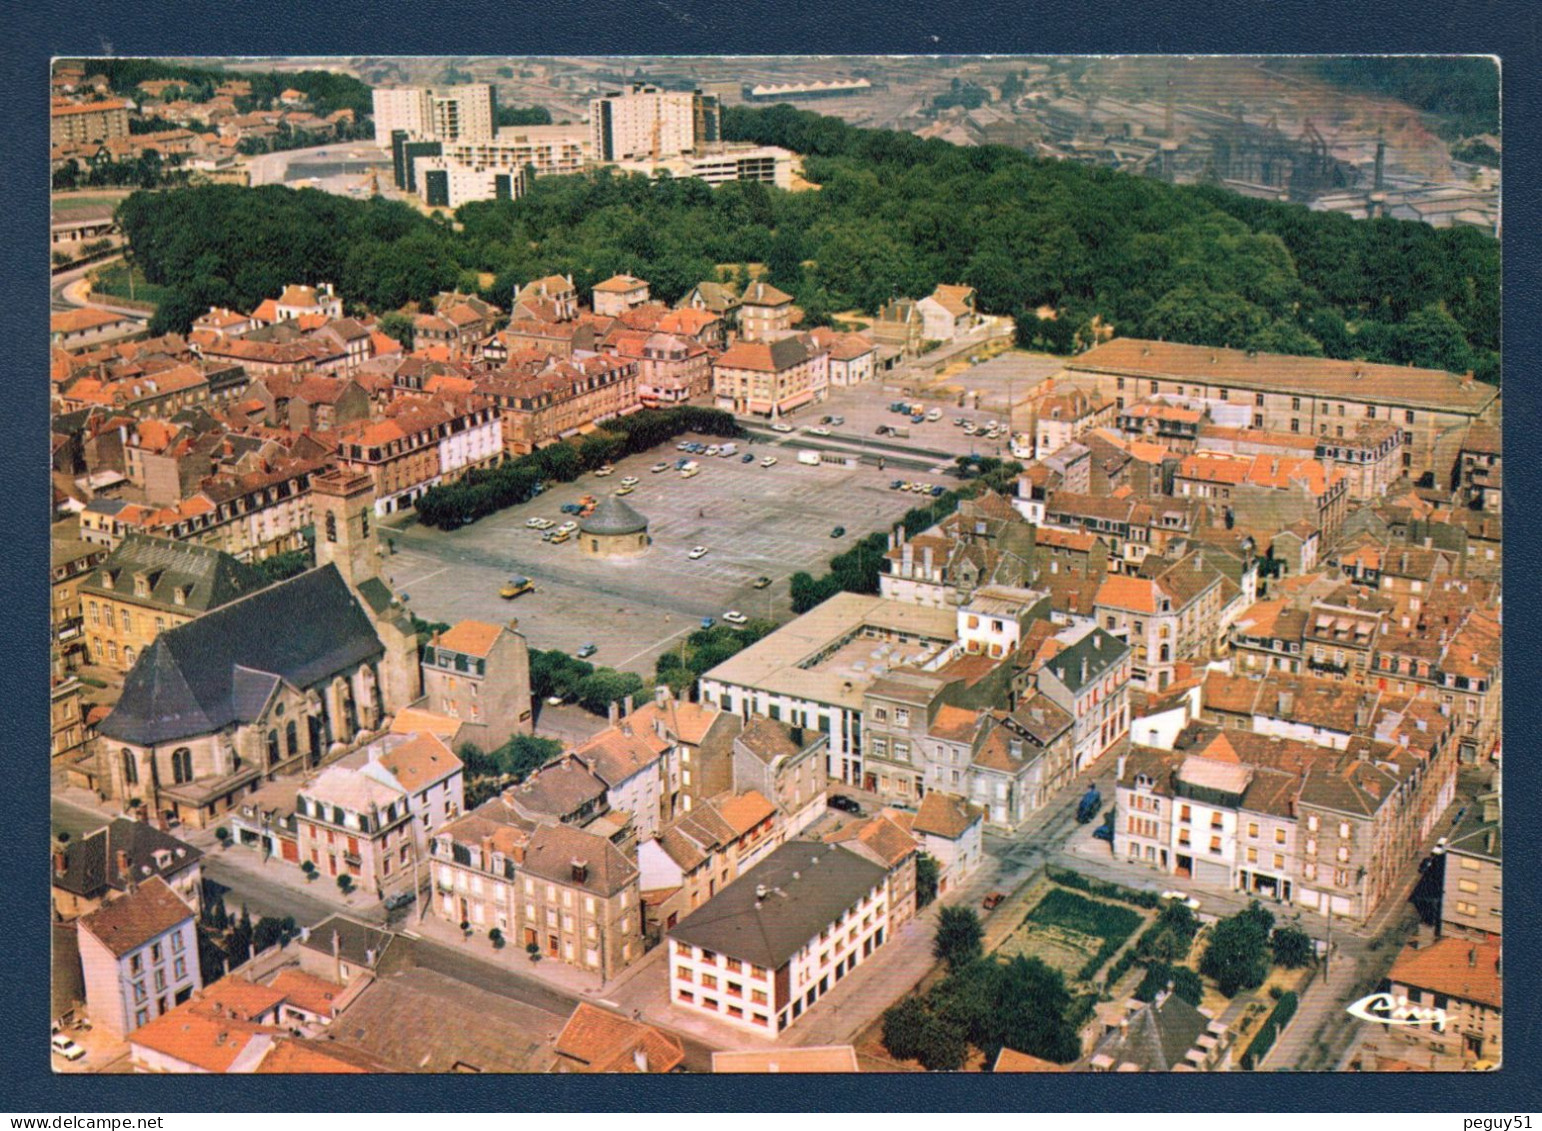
{"left": 332, "top": 929, "right": 342, "bottom": 984}
{"left": 571, "top": 859, "right": 588, "bottom": 884}
{"left": 623, "top": 694, "right": 634, "bottom": 717}
{"left": 633, "top": 1045, "right": 649, "bottom": 1072}
{"left": 1468, "top": 946, "right": 1477, "bottom": 968}
{"left": 655, "top": 685, "right": 669, "bottom": 706}
{"left": 1080, "top": 657, "right": 1089, "bottom": 684}
{"left": 115, "top": 849, "right": 133, "bottom": 891}
{"left": 608, "top": 701, "right": 620, "bottom": 726}
{"left": 53, "top": 847, "right": 67, "bottom": 878}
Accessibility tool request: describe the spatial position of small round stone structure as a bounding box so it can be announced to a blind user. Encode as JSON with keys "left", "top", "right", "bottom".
{"left": 578, "top": 494, "right": 651, "bottom": 558}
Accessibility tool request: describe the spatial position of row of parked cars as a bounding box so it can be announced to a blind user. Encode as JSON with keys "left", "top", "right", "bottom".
{"left": 892, "top": 480, "right": 946, "bottom": 497}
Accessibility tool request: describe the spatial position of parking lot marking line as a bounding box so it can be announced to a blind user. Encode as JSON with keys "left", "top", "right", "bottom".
{"left": 615, "top": 624, "right": 695, "bottom": 669}
{"left": 393, "top": 565, "right": 451, "bottom": 589}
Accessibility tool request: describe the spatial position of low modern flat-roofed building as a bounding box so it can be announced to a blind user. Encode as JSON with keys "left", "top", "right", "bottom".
{"left": 667, "top": 841, "right": 890, "bottom": 1036}
{"left": 699, "top": 592, "right": 959, "bottom": 787}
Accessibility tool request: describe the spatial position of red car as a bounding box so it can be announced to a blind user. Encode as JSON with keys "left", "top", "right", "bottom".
{"left": 982, "top": 892, "right": 1006, "bottom": 911}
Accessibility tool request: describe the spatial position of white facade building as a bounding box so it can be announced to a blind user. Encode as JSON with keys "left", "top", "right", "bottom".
{"left": 77, "top": 878, "right": 202, "bottom": 1038}
{"left": 666, "top": 842, "right": 890, "bottom": 1036}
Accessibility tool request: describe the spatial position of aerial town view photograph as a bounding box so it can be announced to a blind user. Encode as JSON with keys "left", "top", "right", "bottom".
{"left": 46, "top": 54, "right": 1501, "bottom": 1078}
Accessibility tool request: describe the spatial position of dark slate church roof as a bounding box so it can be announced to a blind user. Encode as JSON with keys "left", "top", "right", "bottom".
{"left": 101, "top": 564, "right": 383, "bottom": 746}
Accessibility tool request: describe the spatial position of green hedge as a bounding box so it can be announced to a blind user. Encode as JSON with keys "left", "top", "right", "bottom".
{"left": 1241, "top": 990, "right": 1299, "bottom": 1070}
{"left": 414, "top": 406, "right": 739, "bottom": 530}
{"left": 1046, "top": 866, "right": 1162, "bottom": 910}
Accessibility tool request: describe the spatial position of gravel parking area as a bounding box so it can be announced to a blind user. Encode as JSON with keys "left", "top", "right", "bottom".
{"left": 386, "top": 432, "right": 959, "bottom": 677}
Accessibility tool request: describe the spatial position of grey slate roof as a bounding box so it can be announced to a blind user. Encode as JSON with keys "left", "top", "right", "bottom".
{"left": 101, "top": 565, "right": 383, "bottom": 746}
{"left": 1092, "top": 993, "right": 1214, "bottom": 1072}
{"left": 81, "top": 534, "right": 267, "bottom": 614}
{"left": 668, "top": 841, "right": 887, "bottom": 969}
{"left": 580, "top": 495, "right": 649, "bottom": 537}
{"left": 301, "top": 915, "right": 393, "bottom": 969}
{"left": 52, "top": 818, "right": 203, "bottom": 899}
{"left": 1042, "top": 628, "right": 1128, "bottom": 694}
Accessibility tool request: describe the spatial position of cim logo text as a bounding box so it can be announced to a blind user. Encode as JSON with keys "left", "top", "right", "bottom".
{"left": 1345, "top": 991, "right": 1448, "bottom": 1028}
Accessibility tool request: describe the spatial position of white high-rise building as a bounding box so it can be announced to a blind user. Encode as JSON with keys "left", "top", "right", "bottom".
{"left": 372, "top": 84, "right": 497, "bottom": 148}
{"left": 590, "top": 84, "right": 719, "bottom": 163}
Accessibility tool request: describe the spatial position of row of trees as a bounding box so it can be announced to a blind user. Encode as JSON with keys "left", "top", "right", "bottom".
{"left": 529, "top": 648, "right": 646, "bottom": 716}
{"left": 655, "top": 620, "right": 777, "bottom": 697}
{"left": 113, "top": 97, "right": 1498, "bottom": 381}
{"left": 412, "top": 405, "right": 738, "bottom": 531}
{"left": 52, "top": 150, "right": 191, "bottom": 193}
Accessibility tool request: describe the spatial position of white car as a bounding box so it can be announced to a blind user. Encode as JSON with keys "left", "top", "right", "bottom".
{"left": 962, "top": 423, "right": 977, "bottom": 435}
{"left": 705, "top": 445, "right": 721, "bottom": 457}
{"left": 545, "top": 695, "right": 564, "bottom": 706}
{"left": 594, "top": 465, "right": 615, "bottom": 477}
{"left": 688, "top": 546, "right": 709, "bottom": 560}
{"left": 525, "top": 517, "right": 544, "bottom": 528}
{"left": 760, "top": 456, "right": 778, "bottom": 467}
{"left": 620, "top": 476, "right": 639, "bottom": 487}
{"left": 771, "top": 422, "right": 794, "bottom": 433}
{"left": 651, "top": 461, "right": 670, "bottom": 473}
{"left": 51, "top": 1034, "right": 86, "bottom": 1061}
{"left": 805, "top": 426, "right": 831, "bottom": 436}
{"left": 723, "top": 610, "right": 749, "bottom": 625}
{"left": 558, "top": 521, "right": 578, "bottom": 534}
{"left": 1160, "top": 890, "right": 1202, "bottom": 910}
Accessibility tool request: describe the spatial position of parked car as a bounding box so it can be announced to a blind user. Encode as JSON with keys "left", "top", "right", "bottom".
{"left": 723, "top": 610, "right": 748, "bottom": 625}
{"left": 742, "top": 453, "right": 755, "bottom": 463}
{"left": 558, "top": 521, "right": 578, "bottom": 533}
{"left": 576, "top": 643, "right": 598, "bottom": 659}
{"left": 930, "top": 485, "right": 946, "bottom": 497}
{"left": 688, "top": 546, "right": 709, "bottom": 559}
{"left": 1160, "top": 890, "right": 1202, "bottom": 911}
{"left": 614, "top": 484, "right": 635, "bottom": 495}
{"left": 499, "top": 577, "right": 534, "bottom": 599}
{"left": 550, "top": 529, "right": 572, "bottom": 544}
{"left": 827, "top": 794, "right": 863, "bottom": 814}
{"left": 384, "top": 891, "right": 416, "bottom": 912}
{"left": 525, "top": 517, "right": 544, "bottom": 528}
{"left": 831, "top": 526, "right": 846, "bottom": 538}
{"left": 545, "top": 695, "right": 565, "bottom": 705}
{"left": 806, "top": 426, "right": 831, "bottom": 437}
{"left": 700, "top": 616, "right": 716, "bottom": 629}
{"left": 561, "top": 503, "right": 581, "bottom": 514}
{"left": 760, "top": 456, "right": 778, "bottom": 467}
{"left": 1076, "top": 786, "right": 1103, "bottom": 824}
{"left": 51, "top": 1034, "right": 85, "bottom": 1062}
{"left": 620, "top": 476, "right": 639, "bottom": 487}
{"left": 771, "top": 422, "right": 794, "bottom": 433}
{"left": 705, "top": 445, "right": 721, "bottom": 457}
{"left": 910, "top": 414, "right": 924, "bottom": 423}
{"left": 651, "top": 461, "right": 670, "bottom": 473}
{"left": 594, "top": 465, "right": 615, "bottom": 477}
{"left": 890, "top": 479, "right": 906, "bottom": 490}
{"left": 830, "top": 416, "right": 845, "bottom": 426}
{"left": 753, "top": 576, "right": 772, "bottom": 589}
{"left": 982, "top": 892, "right": 1006, "bottom": 911}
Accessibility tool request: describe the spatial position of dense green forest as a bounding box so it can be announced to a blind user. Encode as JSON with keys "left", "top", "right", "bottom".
{"left": 115, "top": 103, "right": 1499, "bottom": 382}
{"left": 1305, "top": 57, "right": 1500, "bottom": 139}
{"left": 61, "top": 58, "right": 374, "bottom": 118}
